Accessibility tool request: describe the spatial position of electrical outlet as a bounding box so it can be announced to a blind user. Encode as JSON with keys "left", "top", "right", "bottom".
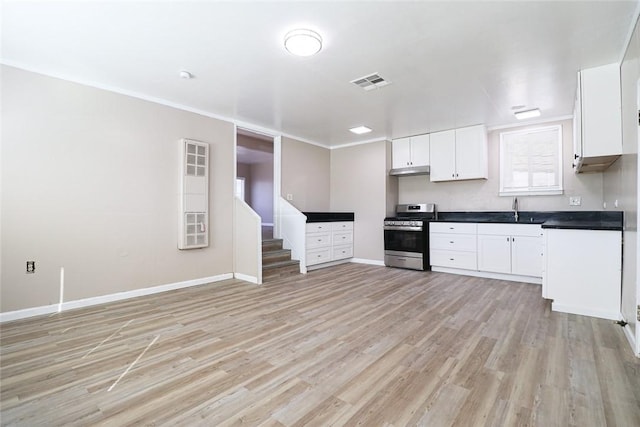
{"left": 26, "top": 261, "right": 35, "bottom": 274}
{"left": 286, "top": 194, "right": 293, "bottom": 201}
{"left": 569, "top": 196, "right": 581, "bottom": 206}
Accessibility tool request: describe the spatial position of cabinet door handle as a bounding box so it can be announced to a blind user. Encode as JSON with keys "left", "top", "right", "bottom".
{"left": 450, "top": 241, "right": 454, "bottom": 243}
{"left": 574, "top": 154, "right": 579, "bottom": 159}
{"left": 507, "top": 237, "right": 509, "bottom": 242}
{"left": 452, "top": 173, "right": 455, "bottom": 178}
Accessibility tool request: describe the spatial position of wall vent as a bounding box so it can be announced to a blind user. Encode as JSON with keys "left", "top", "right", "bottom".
{"left": 351, "top": 73, "right": 391, "bottom": 91}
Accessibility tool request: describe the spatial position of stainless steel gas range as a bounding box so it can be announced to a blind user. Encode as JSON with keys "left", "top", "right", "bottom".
{"left": 384, "top": 203, "right": 436, "bottom": 271}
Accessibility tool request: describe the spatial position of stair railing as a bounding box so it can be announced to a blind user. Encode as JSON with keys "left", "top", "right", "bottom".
{"left": 276, "top": 197, "right": 307, "bottom": 274}
{"left": 233, "top": 197, "right": 262, "bottom": 284}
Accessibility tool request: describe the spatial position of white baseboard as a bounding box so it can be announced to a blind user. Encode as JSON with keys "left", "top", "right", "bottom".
{"left": 551, "top": 302, "right": 622, "bottom": 321}
{"left": 351, "top": 258, "right": 385, "bottom": 266}
{"left": 234, "top": 273, "right": 260, "bottom": 284}
{"left": 431, "top": 266, "right": 542, "bottom": 285}
{"left": 0, "top": 273, "right": 234, "bottom": 323}
{"left": 622, "top": 323, "right": 640, "bottom": 358}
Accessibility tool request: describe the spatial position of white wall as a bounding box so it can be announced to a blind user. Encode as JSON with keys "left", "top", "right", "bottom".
{"left": 251, "top": 161, "right": 273, "bottom": 224}
{"left": 399, "top": 119, "right": 604, "bottom": 211}
{"left": 330, "top": 141, "right": 395, "bottom": 262}
{"left": 1, "top": 66, "right": 235, "bottom": 312}
{"left": 281, "top": 137, "right": 330, "bottom": 211}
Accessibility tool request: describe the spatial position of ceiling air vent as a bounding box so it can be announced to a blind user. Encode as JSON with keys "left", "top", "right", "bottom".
{"left": 351, "top": 73, "right": 391, "bottom": 91}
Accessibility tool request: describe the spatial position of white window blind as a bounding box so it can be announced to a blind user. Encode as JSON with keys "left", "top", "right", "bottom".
{"left": 500, "top": 125, "right": 563, "bottom": 196}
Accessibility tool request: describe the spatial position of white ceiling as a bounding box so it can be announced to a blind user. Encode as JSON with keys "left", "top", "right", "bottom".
{"left": 2, "top": 1, "right": 637, "bottom": 147}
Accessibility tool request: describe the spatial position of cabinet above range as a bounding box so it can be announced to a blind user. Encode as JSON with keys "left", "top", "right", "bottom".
{"left": 389, "top": 134, "right": 430, "bottom": 176}
{"left": 390, "top": 124, "right": 488, "bottom": 182}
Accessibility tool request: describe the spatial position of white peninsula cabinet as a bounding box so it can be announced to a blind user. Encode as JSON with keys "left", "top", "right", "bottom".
{"left": 430, "top": 125, "right": 488, "bottom": 182}
{"left": 306, "top": 221, "right": 354, "bottom": 270}
{"left": 543, "top": 228, "right": 621, "bottom": 320}
{"left": 477, "top": 224, "right": 543, "bottom": 278}
{"left": 391, "top": 134, "right": 430, "bottom": 169}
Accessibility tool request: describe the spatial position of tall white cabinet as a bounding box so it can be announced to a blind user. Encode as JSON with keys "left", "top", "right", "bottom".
{"left": 573, "top": 63, "right": 622, "bottom": 172}
{"left": 430, "top": 125, "right": 488, "bottom": 182}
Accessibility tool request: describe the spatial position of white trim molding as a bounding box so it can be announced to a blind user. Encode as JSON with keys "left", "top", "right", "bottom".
{"left": 0, "top": 273, "right": 234, "bottom": 323}
{"left": 351, "top": 258, "right": 385, "bottom": 266}
{"left": 234, "top": 273, "right": 259, "bottom": 284}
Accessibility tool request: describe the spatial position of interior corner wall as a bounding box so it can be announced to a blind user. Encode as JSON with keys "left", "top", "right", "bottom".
{"left": 1, "top": 65, "right": 235, "bottom": 313}
{"left": 330, "top": 141, "right": 388, "bottom": 262}
{"left": 604, "top": 15, "right": 639, "bottom": 337}
{"left": 281, "top": 137, "right": 330, "bottom": 211}
{"left": 398, "top": 119, "right": 604, "bottom": 211}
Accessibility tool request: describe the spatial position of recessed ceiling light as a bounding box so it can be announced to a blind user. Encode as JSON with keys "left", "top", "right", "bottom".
{"left": 179, "top": 70, "right": 193, "bottom": 79}
{"left": 284, "top": 29, "right": 322, "bottom": 56}
{"left": 514, "top": 108, "right": 541, "bottom": 120}
{"left": 349, "top": 126, "right": 372, "bottom": 135}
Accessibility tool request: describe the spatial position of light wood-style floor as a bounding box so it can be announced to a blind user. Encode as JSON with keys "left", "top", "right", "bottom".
{"left": 1, "top": 264, "right": 639, "bottom": 426}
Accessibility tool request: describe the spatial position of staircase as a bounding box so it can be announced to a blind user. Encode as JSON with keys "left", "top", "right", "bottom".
{"left": 262, "top": 238, "right": 301, "bottom": 282}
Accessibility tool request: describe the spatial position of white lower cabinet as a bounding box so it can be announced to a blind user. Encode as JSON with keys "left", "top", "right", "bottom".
{"left": 430, "top": 222, "right": 478, "bottom": 270}
{"left": 477, "top": 224, "right": 543, "bottom": 277}
{"left": 430, "top": 222, "right": 542, "bottom": 283}
{"left": 306, "top": 221, "right": 354, "bottom": 268}
{"left": 543, "top": 228, "right": 621, "bottom": 320}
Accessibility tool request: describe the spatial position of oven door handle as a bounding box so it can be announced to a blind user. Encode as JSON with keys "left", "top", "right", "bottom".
{"left": 383, "top": 226, "right": 423, "bottom": 231}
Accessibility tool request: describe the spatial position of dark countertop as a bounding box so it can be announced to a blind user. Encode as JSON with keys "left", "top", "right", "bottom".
{"left": 433, "top": 211, "right": 623, "bottom": 231}
{"left": 303, "top": 212, "right": 354, "bottom": 223}
{"left": 539, "top": 220, "right": 623, "bottom": 231}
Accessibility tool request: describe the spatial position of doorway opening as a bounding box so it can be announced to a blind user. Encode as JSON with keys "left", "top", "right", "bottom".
{"left": 236, "top": 128, "right": 275, "bottom": 240}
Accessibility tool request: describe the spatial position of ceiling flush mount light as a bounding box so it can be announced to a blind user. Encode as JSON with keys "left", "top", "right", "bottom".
{"left": 514, "top": 108, "right": 541, "bottom": 120}
{"left": 349, "top": 126, "right": 372, "bottom": 135}
{"left": 284, "top": 29, "right": 322, "bottom": 56}
{"left": 179, "top": 70, "right": 193, "bottom": 79}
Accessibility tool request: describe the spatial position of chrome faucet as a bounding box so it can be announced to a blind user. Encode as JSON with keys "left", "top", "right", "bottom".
{"left": 512, "top": 197, "right": 519, "bottom": 222}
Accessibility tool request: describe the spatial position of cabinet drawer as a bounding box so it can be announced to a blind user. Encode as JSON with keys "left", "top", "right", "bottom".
{"left": 430, "top": 249, "right": 477, "bottom": 270}
{"left": 306, "top": 233, "right": 331, "bottom": 248}
{"left": 306, "top": 248, "right": 331, "bottom": 266}
{"left": 332, "top": 231, "right": 353, "bottom": 245}
{"left": 477, "top": 223, "right": 541, "bottom": 237}
{"left": 430, "top": 222, "right": 477, "bottom": 234}
{"left": 430, "top": 233, "right": 476, "bottom": 251}
{"left": 332, "top": 244, "right": 353, "bottom": 260}
{"left": 331, "top": 221, "right": 354, "bottom": 231}
{"left": 306, "top": 222, "right": 331, "bottom": 233}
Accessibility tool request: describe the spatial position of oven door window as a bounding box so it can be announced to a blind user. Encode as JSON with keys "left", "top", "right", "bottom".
{"left": 384, "top": 229, "right": 424, "bottom": 253}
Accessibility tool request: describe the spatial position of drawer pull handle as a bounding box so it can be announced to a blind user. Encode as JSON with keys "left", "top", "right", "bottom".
{"left": 449, "top": 258, "right": 455, "bottom": 261}
{"left": 449, "top": 241, "right": 454, "bottom": 243}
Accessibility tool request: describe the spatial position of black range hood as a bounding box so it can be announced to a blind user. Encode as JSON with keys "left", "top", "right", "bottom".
{"left": 389, "top": 165, "right": 430, "bottom": 176}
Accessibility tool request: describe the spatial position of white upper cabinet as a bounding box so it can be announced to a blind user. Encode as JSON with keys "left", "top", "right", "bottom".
{"left": 391, "top": 134, "right": 430, "bottom": 169}
{"left": 573, "top": 63, "right": 622, "bottom": 172}
{"left": 430, "top": 125, "right": 488, "bottom": 182}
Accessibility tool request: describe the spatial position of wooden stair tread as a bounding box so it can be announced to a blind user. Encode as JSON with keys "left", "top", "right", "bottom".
{"left": 262, "top": 259, "right": 299, "bottom": 270}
